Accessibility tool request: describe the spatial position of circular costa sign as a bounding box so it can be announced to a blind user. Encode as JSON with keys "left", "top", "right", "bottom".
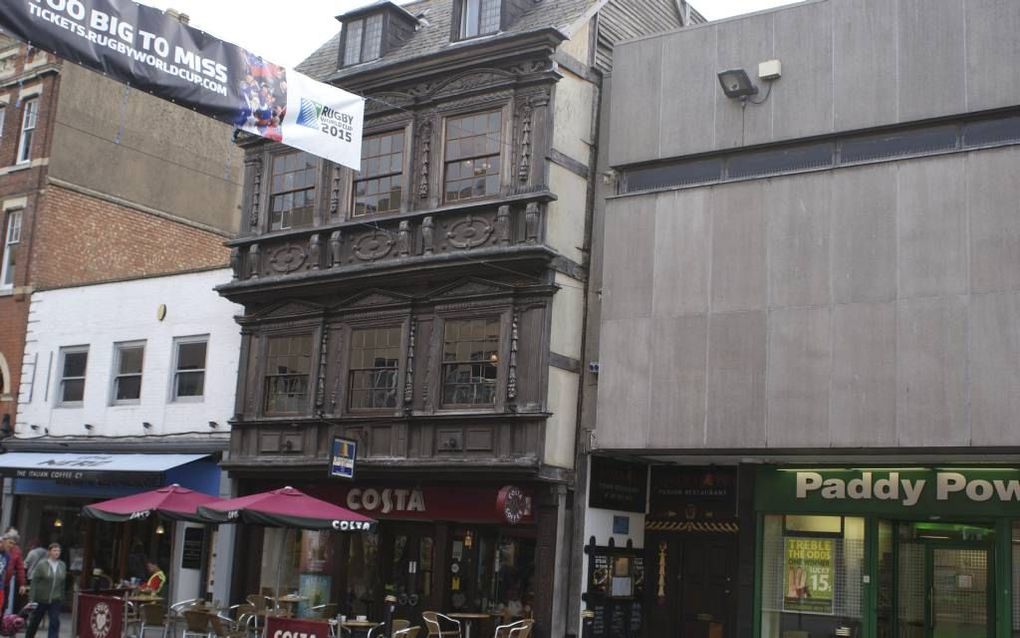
{"left": 91, "top": 602, "right": 113, "bottom": 638}
{"left": 497, "top": 485, "right": 531, "bottom": 525}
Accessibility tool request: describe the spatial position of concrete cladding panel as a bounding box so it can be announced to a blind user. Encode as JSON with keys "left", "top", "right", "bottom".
{"left": 609, "top": 0, "right": 1019, "bottom": 164}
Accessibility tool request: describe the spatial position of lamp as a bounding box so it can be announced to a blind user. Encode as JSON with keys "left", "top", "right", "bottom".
{"left": 717, "top": 69, "right": 758, "bottom": 99}
{"left": 155, "top": 524, "right": 165, "bottom": 535}
{"left": 53, "top": 518, "right": 63, "bottom": 528}
{"left": 464, "top": 529, "right": 473, "bottom": 549}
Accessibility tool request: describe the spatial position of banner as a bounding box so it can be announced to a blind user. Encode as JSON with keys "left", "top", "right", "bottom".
{"left": 783, "top": 537, "right": 834, "bottom": 614}
{"left": 0, "top": 0, "right": 363, "bottom": 169}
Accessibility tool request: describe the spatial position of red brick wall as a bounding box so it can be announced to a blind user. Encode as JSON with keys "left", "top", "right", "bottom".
{"left": 0, "top": 295, "right": 27, "bottom": 423}
{"left": 30, "top": 184, "right": 231, "bottom": 290}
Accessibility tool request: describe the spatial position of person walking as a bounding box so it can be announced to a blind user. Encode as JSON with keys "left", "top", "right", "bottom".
{"left": 25, "top": 544, "right": 65, "bottom": 638}
{"left": 3, "top": 529, "right": 26, "bottom": 614}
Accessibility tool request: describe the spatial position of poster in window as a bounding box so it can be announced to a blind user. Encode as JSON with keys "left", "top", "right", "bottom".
{"left": 783, "top": 537, "right": 834, "bottom": 614}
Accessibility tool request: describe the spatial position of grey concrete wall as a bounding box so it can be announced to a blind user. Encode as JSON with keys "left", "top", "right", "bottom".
{"left": 595, "top": 146, "right": 1020, "bottom": 450}
{"left": 609, "top": 0, "right": 1020, "bottom": 166}
{"left": 49, "top": 64, "right": 242, "bottom": 234}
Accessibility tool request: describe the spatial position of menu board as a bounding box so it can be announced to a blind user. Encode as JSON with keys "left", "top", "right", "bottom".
{"left": 610, "top": 605, "right": 626, "bottom": 637}
{"left": 629, "top": 601, "right": 642, "bottom": 634}
{"left": 181, "top": 527, "right": 205, "bottom": 570}
{"left": 591, "top": 604, "right": 606, "bottom": 638}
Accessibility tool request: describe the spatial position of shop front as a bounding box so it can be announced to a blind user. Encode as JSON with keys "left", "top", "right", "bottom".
{"left": 0, "top": 452, "right": 221, "bottom": 600}
{"left": 755, "top": 467, "right": 1020, "bottom": 638}
{"left": 233, "top": 480, "right": 546, "bottom": 626}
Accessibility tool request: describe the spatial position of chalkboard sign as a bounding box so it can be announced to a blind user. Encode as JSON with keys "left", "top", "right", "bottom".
{"left": 610, "top": 604, "right": 626, "bottom": 637}
{"left": 181, "top": 527, "right": 205, "bottom": 570}
{"left": 629, "top": 601, "right": 642, "bottom": 634}
{"left": 591, "top": 604, "right": 606, "bottom": 638}
{"left": 589, "top": 457, "right": 647, "bottom": 513}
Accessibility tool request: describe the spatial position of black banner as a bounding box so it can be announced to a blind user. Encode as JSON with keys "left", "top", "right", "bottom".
{"left": 1, "top": 0, "right": 364, "bottom": 168}
{"left": 2, "top": 0, "right": 263, "bottom": 127}
{"left": 589, "top": 457, "right": 648, "bottom": 513}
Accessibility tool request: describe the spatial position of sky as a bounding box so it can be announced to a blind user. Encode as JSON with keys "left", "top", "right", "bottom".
{"left": 135, "top": 0, "right": 803, "bottom": 68}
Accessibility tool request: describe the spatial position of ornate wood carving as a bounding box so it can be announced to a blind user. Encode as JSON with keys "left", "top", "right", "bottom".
{"left": 404, "top": 319, "right": 416, "bottom": 406}
{"left": 329, "top": 231, "right": 343, "bottom": 267}
{"left": 308, "top": 234, "right": 321, "bottom": 270}
{"left": 397, "top": 221, "right": 411, "bottom": 257}
{"left": 315, "top": 327, "right": 329, "bottom": 415}
{"left": 431, "top": 70, "right": 515, "bottom": 100}
{"left": 495, "top": 205, "right": 511, "bottom": 245}
{"left": 518, "top": 102, "right": 533, "bottom": 183}
{"left": 330, "top": 328, "right": 343, "bottom": 414}
{"left": 247, "top": 156, "right": 263, "bottom": 229}
{"left": 248, "top": 243, "right": 260, "bottom": 279}
{"left": 446, "top": 214, "right": 494, "bottom": 249}
{"left": 508, "top": 308, "right": 520, "bottom": 401}
{"left": 268, "top": 243, "right": 308, "bottom": 273}
{"left": 229, "top": 247, "right": 241, "bottom": 280}
{"left": 422, "top": 331, "right": 435, "bottom": 411}
{"left": 525, "top": 202, "right": 539, "bottom": 244}
{"left": 422, "top": 216, "right": 435, "bottom": 255}
{"left": 418, "top": 120, "right": 433, "bottom": 200}
{"left": 353, "top": 230, "right": 395, "bottom": 261}
{"left": 329, "top": 165, "right": 342, "bottom": 217}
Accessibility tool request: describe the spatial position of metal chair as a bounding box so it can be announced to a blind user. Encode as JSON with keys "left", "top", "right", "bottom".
{"left": 164, "top": 599, "right": 203, "bottom": 638}
{"left": 309, "top": 604, "right": 337, "bottom": 620}
{"left": 391, "top": 620, "right": 410, "bottom": 633}
{"left": 132, "top": 603, "right": 167, "bottom": 638}
{"left": 209, "top": 613, "right": 251, "bottom": 638}
{"left": 421, "top": 613, "right": 461, "bottom": 638}
{"left": 393, "top": 627, "right": 421, "bottom": 638}
{"left": 494, "top": 619, "right": 532, "bottom": 638}
{"left": 182, "top": 610, "right": 211, "bottom": 638}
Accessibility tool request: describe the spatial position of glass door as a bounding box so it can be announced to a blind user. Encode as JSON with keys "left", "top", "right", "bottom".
{"left": 927, "top": 546, "right": 991, "bottom": 638}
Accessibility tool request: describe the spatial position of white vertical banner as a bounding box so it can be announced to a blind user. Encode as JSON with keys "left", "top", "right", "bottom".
{"left": 281, "top": 70, "right": 365, "bottom": 171}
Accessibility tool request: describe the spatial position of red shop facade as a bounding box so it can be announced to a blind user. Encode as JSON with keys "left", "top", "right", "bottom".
{"left": 229, "top": 479, "right": 555, "bottom": 626}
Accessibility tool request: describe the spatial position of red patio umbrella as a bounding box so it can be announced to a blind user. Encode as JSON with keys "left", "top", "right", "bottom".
{"left": 83, "top": 483, "right": 221, "bottom": 523}
{"left": 197, "top": 485, "right": 376, "bottom": 531}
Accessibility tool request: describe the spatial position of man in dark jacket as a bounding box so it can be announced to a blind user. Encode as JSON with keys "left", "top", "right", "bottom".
{"left": 25, "top": 544, "right": 65, "bottom": 638}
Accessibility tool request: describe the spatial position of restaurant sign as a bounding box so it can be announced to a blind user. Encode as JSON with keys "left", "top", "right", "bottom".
{"left": 757, "top": 467, "right": 1020, "bottom": 517}
{"left": 311, "top": 484, "right": 536, "bottom": 524}
{"left": 265, "top": 616, "right": 329, "bottom": 638}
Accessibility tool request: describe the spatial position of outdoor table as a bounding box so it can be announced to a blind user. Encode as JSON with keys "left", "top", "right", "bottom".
{"left": 271, "top": 594, "right": 307, "bottom": 615}
{"left": 446, "top": 613, "right": 494, "bottom": 638}
{"left": 339, "top": 619, "right": 381, "bottom": 638}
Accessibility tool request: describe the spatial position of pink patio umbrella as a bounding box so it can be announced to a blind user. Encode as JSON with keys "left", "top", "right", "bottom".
{"left": 83, "top": 483, "right": 221, "bottom": 523}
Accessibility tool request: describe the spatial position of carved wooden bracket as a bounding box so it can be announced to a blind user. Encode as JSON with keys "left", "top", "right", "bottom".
{"left": 247, "top": 156, "right": 263, "bottom": 229}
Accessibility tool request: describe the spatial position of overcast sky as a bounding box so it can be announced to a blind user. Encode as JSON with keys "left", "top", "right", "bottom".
{"left": 135, "top": 0, "right": 802, "bottom": 68}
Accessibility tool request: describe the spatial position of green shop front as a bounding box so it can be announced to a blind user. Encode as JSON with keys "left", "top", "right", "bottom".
{"left": 754, "top": 467, "right": 1020, "bottom": 638}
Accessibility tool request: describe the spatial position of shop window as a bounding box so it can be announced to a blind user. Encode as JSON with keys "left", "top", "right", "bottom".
{"left": 348, "top": 326, "right": 401, "bottom": 409}
{"left": 57, "top": 346, "right": 88, "bottom": 406}
{"left": 441, "top": 318, "right": 499, "bottom": 407}
{"left": 1, "top": 209, "right": 21, "bottom": 289}
{"left": 264, "top": 335, "right": 312, "bottom": 414}
{"left": 111, "top": 341, "right": 144, "bottom": 403}
{"left": 458, "top": 0, "right": 501, "bottom": 39}
{"left": 353, "top": 130, "right": 405, "bottom": 216}
{"left": 16, "top": 97, "right": 37, "bottom": 164}
{"left": 260, "top": 529, "right": 335, "bottom": 612}
{"left": 345, "top": 530, "right": 381, "bottom": 617}
{"left": 444, "top": 111, "right": 502, "bottom": 203}
{"left": 270, "top": 151, "right": 317, "bottom": 231}
{"left": 172, "top": 337, "right": 208, "bottom": 400}
{"left": 760, "top": 514, "right": 864, "bottom": 638}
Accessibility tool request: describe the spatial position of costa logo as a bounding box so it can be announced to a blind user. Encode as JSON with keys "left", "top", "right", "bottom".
{"left": 331, "top": 520, "right": 374, "bottom": 531}
{"left": 273, "top": 631, "right": 319, "bottom": 638}
{"left": 346, "top": 488, "right": 425, "bottom": 514}
{"left": 90, "top": 602, "right": 113, "bottom": 638}
{"left": 497, "top": 485, "right": 533, "bottom": 525}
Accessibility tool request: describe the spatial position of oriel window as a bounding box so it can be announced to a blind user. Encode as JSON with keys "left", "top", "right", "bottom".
{"left": 442, "top": 318, "right": 499, "bottom": 406}
{"left": 270, "top": 152, "right": 317, "bottom": 231}
{"left": 354, "top": 130, "right": 405, "bottom": 216}
{"left": 112, "top": 342, "right": 145, "bottom": 403}
{"left": 348, "top": 327, "right": 401, "bottom": 409}
{"left": 264, "top": 335, "right": 312, "bottom": 414}
{"left": 444, "top": 111, "right": 502, "bottom": 203}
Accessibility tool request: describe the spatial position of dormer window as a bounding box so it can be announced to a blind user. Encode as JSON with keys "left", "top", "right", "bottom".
{"left": 459, "top": 0, "right": 501, "bottom": 39}
{"left": 343, "top": 13, "right": 383, "bottom": 66}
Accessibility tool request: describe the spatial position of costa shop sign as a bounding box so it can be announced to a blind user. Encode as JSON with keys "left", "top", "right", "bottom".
{"left": 311, "top": 485, "right": 535, "bottom": 524}
{"left": 756, "top": 467, "right": 1020, "bottom": 517}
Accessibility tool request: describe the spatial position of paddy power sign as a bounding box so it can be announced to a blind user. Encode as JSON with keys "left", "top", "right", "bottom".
{"left": 0, "top": 0, "right": 364, "bottom": 169}
{"left": 756, "top": 468, "right": 1020, "bottom": 517}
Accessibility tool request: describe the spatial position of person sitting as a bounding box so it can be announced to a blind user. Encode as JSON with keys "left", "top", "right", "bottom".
{"left": 139, "top": 560, "right": 166, "bottom": 596}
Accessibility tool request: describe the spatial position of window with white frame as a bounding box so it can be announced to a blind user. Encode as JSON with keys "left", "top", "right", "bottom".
{"left": 172, "top": 337, "right": 208, "bottom": 400}
{"left": 16, "top": 98, "right": 37, "bottom": 164}
{"left": 58, "top": 346, "right": 88, "bottom": 406}
{"left": 1, "top": 209, "right": 22, "bottom": 289}
{"left": 111, "top": 341, "right": 144, "bottom": 403}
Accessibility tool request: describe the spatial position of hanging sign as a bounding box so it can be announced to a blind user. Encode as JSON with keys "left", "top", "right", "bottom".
{"left": 328, "top": 437, "right": 357, "bottom": 480}
{"left": 783, "top": 537, "right": 834, "bottom": 614}
{"left": 0, "top": 0, "right": 364, "bottom": 169}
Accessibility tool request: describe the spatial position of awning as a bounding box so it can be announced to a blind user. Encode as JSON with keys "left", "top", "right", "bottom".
{"left": 0, "top": 452, "right": 209, "bottom": 486}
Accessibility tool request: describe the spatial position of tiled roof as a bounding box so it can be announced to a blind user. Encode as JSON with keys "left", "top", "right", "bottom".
{"left": 295, "top": 0, "right": 600, "bottom": 83}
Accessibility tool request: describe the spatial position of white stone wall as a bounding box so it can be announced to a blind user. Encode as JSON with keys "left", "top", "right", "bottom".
{"left": 16, "top": 268, "right": 241, "bottom": 437}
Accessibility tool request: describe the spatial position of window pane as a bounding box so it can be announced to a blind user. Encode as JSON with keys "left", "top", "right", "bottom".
{"left": 354, "top": 131, "right": 405, "bottom": 216}
{"left": 363, "top": 14, "right": 383, "bottom": 61}
{"left": 480, "top": 0, "right": 501, "bottom": 34}
{"left": 444, "top": 112, "right": 501, "bottom": 203}
{"left": 840, "top": 125, "right": 957, "bottom": 164}
{"left": 115, "top": 375, "right": 141, "bottom": 401}
{"left": 176, "top": 371, "right": 205, "bottom": 398}
{"left": 265, "top": 335, "right": 313, "bottom": 413}
{"left": 63, "top": 351, "right": 88, "bottom": 378}
{"left": 344, "top": 20, "right": 364, "bottom": 66}
{"left": 442, "top": 318, "right": 499, "bottom": 406}
{"left": 727, "top": 142, "right": 834, "bottom": 179}
{"left": 62, "top": 379, "right": 84, "bottom": 403}
{"left": 462, "top": 0, "right": 481, "bottom": 37}
{"left": 349, "top": 327, "right": 400, "bottom": 409}
{"left": 177, "top": 342, "right": 207, "bottom": 371}
{"left": 270, "top": 152, "right": 317, "bottom": 230}
{"left": 118, "top": 346, "right": 144, "bottom": 374}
